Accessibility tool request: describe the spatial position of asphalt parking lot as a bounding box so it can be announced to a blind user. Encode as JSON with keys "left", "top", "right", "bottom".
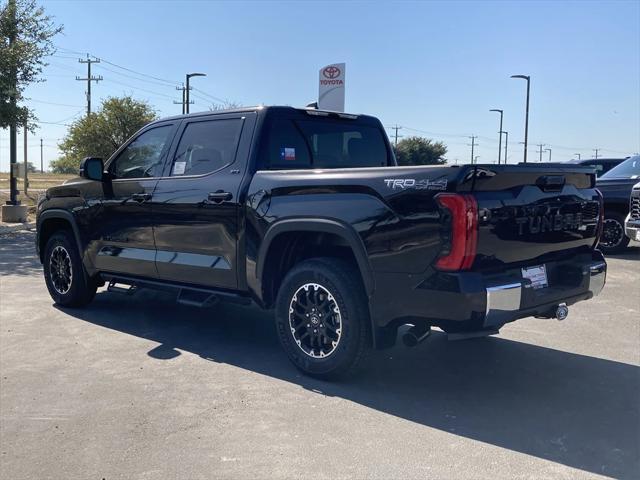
{"left": 1, "top": 230, "right": 638, "bottom": 480}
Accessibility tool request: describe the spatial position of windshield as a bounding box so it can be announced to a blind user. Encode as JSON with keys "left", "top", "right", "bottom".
{"left": 600, "top": 156, "right": 640, "bottom": 179}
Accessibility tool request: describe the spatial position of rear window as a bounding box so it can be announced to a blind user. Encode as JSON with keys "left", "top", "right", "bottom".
{"left": 260, "top": 117, "right": 389, "bottom": 169}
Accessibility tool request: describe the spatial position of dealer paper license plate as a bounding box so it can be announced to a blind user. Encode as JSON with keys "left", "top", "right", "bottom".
{"left": 522, "top": 264, "right": 548, "bottom": 289}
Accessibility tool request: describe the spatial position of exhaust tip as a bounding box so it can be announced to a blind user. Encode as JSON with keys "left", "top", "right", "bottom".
{"left": 401, "top": 325, "right": 431, "bottom": 347}
{"left": 556, "top": 303, "right": 569, "bottom": 321}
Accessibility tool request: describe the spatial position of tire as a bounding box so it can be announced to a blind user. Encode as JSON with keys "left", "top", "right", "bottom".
{"left": 43, "top": 230, "right": 97, "bottom": 307}
{"left": 275, "top": 258, "right": 371, "bottom": 379}
{"left": 599, "top": 212, "right": 630, "bottom": 254}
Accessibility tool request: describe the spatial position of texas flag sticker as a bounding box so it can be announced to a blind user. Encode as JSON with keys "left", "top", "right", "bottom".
{"left": 280, "top": 147, "right": 296, "bottom": 161}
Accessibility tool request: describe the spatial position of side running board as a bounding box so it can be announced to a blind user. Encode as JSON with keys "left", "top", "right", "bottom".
{"left": 107, "top": 280, "right": 137, "bottom": 295}
{"left": 100, "top": 273, "right": 252, "bottom": 307}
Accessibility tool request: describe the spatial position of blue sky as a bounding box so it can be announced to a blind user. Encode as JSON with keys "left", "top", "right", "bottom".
{"left": 1, "top": 0, "right": 639, "bottom": 170}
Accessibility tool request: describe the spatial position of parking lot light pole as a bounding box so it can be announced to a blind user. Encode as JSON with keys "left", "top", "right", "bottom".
{"left": 185, "top": 72, "right": 206, "bottom": 114}
{"left": 503, "top": 131, "right": 508, "bottom": 164}
{"left": 545, "top": 148, "right": 552, "bottom": 162}
{"left": 511, "top": 74, "right": 530, "bottom": 163}
{"left": 490, "top": 109, "right": 503, "bottom": 164}
{"left": 574, "top": 153, "right": 581, "bottom": 160}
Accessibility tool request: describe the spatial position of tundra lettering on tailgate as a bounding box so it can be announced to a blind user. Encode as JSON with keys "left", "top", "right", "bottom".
{"left": 516, "top": 212, "right": 584, "bottom": 235}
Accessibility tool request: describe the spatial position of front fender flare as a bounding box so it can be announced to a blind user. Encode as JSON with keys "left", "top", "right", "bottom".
{"left": 37, "top": 209, "right": 83, "bottom": 262}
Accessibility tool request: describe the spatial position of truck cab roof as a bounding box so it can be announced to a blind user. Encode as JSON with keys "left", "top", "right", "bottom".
{"left": 151, "top": 105, "right": 377, "bottom": 125}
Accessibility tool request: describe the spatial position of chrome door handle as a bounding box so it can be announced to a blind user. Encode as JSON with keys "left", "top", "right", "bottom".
{"left": 206, "top": 191, "right": 232, "bottom": 204}
{"left": 131, "top": 193, "right": 152, "bottom": 203}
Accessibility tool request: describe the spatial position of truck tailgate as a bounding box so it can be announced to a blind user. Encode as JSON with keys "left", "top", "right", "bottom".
{"left": 459, "top": 165, "right": 600, "bottom": 270}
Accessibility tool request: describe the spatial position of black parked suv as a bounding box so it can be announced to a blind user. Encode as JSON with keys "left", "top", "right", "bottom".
{"left": 568, "top": 157, "right": 626, "bottom": 177}
{"left": 596, "top": 155, "right": 640, "bottom": 253}
{"left": 36, "top": 106, "right": 607, "bottom": 378}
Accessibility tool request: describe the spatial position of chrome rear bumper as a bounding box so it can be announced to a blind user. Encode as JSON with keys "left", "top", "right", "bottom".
{"left": 484, "top": 259, "right": 606, "bottom": 327}
{"left": 588, "top": 261, "right": 606, "bottom": 297}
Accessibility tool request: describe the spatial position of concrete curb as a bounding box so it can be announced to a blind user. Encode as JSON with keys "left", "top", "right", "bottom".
{"left": 0, "top": 222, "right": 36, "bottom": 236}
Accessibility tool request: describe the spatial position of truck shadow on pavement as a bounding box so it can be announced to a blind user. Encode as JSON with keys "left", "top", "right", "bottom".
{"left": 61, "top": 288, "right": 640, "bottom": 479}
{"left": 606, "top": 244, "right": 640, "bottom": 261}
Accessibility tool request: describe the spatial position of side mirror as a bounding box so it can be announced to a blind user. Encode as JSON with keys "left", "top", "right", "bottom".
{"left": 79, "top": 157, "right": 104, "bottom": 181}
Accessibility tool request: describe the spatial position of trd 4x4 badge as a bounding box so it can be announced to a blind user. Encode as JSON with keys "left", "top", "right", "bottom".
{"left": 384, "top": 178, "right": 447, "bottom": 191}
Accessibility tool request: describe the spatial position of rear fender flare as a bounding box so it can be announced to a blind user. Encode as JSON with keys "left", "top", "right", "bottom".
{"left": 257, "top": 218, "right": 375, "bottom": 297}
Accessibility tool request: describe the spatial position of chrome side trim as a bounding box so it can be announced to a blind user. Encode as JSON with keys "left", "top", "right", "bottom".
{"left": 485, "top": 282, "right": 522, "bottom": 327}
{"left": 588, "top": 261, "right": 607, "bottom": 297}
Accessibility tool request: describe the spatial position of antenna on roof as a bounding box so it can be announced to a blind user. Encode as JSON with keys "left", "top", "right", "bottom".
{"left": 306, "top": 101, "right": 318, "bottom": 109}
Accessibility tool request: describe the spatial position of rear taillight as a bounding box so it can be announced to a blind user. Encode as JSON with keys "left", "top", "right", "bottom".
{"left": 435, "top": 193, "right": 478, "bottom": 271}
{"left": 594, "top": 188, "right": 604, "bottom": 249}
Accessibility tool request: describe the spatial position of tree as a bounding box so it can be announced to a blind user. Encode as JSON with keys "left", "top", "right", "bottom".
{"left": 26, "top": 161, "right": 36, "bottom": 173}
{"left": 50, "top": 96, "right": 157, "bottom": 174}
{"left": 0, "top": 0, "right": 63, "bottom": 130}
{"left": 395, "top": 136, "right": 447, "bottom": 166}
{"left": 209, "top": 100, "right": 242, "bottom": 111}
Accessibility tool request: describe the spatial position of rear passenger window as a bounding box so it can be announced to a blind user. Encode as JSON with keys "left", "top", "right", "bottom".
{"left": 261, "top": 118, "right": 311, "bottom": 169}
{"left": 259, "top": 116, "right": 389, "bottom": 170}
{"left": 171, "top": 118, "right": 243, "bottom": 176}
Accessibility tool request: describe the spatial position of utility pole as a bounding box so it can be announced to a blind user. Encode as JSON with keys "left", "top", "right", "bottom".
{"left": 503, "top": 131, "right": 508, "bottom": 164}
{"left": 174, "top": 84, "right": 188, "bottom": 114}
{"left": 390, "top": 124, "right": 403, "bottom": 149}
{"left": 490, "top": 109, "right": 503, "bottom": 164}
{"left": 593, "top": 148, "right": 600, "bottom": 159}
{"left": 1, "top": 0, "right": 27, "bottom": 222}
{"left": 23, "top": 125, "right": 28, "bottom": 196}
{"left": 469, "top": 135, "right": 478, "bottom": 164}
{"left": 537, "top": 144, "right": 545, "bottom": 162}
{"left": 574, "top": 153, "right": 581, "bottom": 160}
{"left": 545, "top": 148, "right": 552, "bottom": 162}
{"left": 7, "top": 0, "right": 18, "bottom": 206}
{"left": 40, "top": 138, "right": 43, "bottom": 173}
{"left": 76, "top": 55, "right": 103, "bottom": 117}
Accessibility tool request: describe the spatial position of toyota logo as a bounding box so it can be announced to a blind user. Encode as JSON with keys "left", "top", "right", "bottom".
{"left": 323, "top": 66, "right": 341, "bottom": 79}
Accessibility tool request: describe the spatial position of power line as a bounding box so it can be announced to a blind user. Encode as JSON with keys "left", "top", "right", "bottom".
{"left": 47, "top": 61, "right": 83, "bottom": 74}
{"left": 27, "top": 98, "right": 84, "bottom": 108}
{"left": 100, "top": 58, "right": 179, "bottom": 86}
{"left": 51, "top": 54, "right": 79, "bottom": 60}
{"left": 95, "top": 63, "right": 180, "bottom": 88}
{"left": 54, "top": 44, "right": 180, "bottom": 86}
{"left": 52, "top": 46, "right": 229, "bottom": 111}
{"left": 403, "top": 126, "right": 469, "bottom": 139}
{"left": 191, "top": 86, "right": 228, "bottom": 105}
{"left": 102, "top": 78, "right": 177, "bottom": 100}
{"left": 38, "top": 121, "right": 72, "bottom": 126}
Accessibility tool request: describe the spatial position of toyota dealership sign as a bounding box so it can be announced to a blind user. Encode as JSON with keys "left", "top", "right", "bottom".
{"left": 318, "top": 63, "right": 345, "bottom": 112}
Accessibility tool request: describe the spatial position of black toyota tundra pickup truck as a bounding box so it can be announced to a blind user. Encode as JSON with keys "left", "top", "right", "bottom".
{"left": 36, "top": 106, "right": 607, "bottom": 378}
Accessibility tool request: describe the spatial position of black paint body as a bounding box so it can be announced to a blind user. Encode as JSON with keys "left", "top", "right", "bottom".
{"left": 36, "top": 106, "right": 606, "bottom": 347}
